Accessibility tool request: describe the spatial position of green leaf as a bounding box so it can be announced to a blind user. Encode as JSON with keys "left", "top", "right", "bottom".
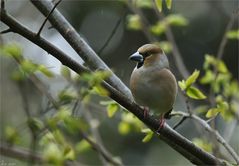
{"left": 150, "top": 21, "right": 166, "bottom": 36}
{"left": 224, "top": 80, "right": 239, "bottom": 97}
{"left": 226, "top": 29, "right": 239, "bottom": 40}
{"left": 166, "top": 14, "right": 188, "bottom": 26}
{"left": 39, "top": 132, "right": 55, "bottom": 146}
{"left": 76, "top": 140, "right": 91, "bottom": 153}
{"left": 118, "top": 121, "right": 130, "bottom": 135}
{"left": 38, "top": 65, "right": 54, "bottom": 78}
{"left": 20, "top": 60, "right": 38, "bottom": 74}
{"left": 58, "top": 90, "right": 78, "bottom": 103}
{"left": 218, "top": 101, "right": 229, "bottom": 110}
{"left": 63, "top": 145, "right": 75, "bottom": 160}
{"left": 48, "top": 108, "right": 71, "bottom": 128}
{"left": 155, "top": 0, "right": 163, "bottom": 12}
{"left": 126, "top": 14, "right": 142, "bottom": 30}
{"left": 165, "top": 0, "right": 172, "bottom": 9}
{"left": 2, "top": 43, "right": 22, "bottom": 59}
{"left": 11, "top": 70, "right": 26, "bottom": 81}
{"left": 193, "top": 105, "right": 208, "bottom": 114}
{"left": 200, "top": 70, "right": 215, "bottom": 84}
{"left": 217, "top": 60, "right": 228, "bottom": 73}
{"left": 57, "top": 108, "right": 71, "bottom": 121}
{"left": 43, "top": 143, "right": 63, "bottom": 165}
{"left": 178, "top": 80, "right": 186, "bottom": 91}
{"left": 141, "top": 128, "right": 152, "bottom": 133}
{"left": 92, "top": 85, "right": 109, "bottom": 97}
{"left": 221, "top": 103, "right": 236, "bottom": 121}
{"left": 100, "top": 100, "right": 117, "bottom": 105}
{"left": 93, "top": 70, "right": 112, "bottom": 81}
{"left": 4, "top": 126, "right": 20, "bottom": 144}
{"left": 192, "top": 138, "right": 212, "bottom": 153}
{"left": 53, "top": 130, "right": 66, "bottom": 144}
{"left": 135, "top": 0, "right": 153, "bottom": 8}
{"left": 61, "top": 66, "right": 71, "bottom": 80}
{"left": 185, "top": 70, "right": 200, "bottom": 88}
{"left": 203, "top": 54, "right": 216, "bottom": 69}
{"left": 142, "top": 131, "right": 154, "bottom": 143}
{"left": 206, "top": 108, "right": 221, "bottom": 118}
{"left": 186, "top": 86, "right": 206, "bottom": 99}
{"left": 64, "top": 117, "right": 89, "bottom": 133}
{"left": 28, "top": 118, "right": 44, "bottom": 132}
{"left": 107, "top": 104, "right": 118, "bottom": 118}
{"left": 156, "top": 41, "right": 172, "bottom": 53}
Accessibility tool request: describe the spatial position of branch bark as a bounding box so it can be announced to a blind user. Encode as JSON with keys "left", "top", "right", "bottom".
{"left": 30, "top": 0, "right": 133, "bottom": 100}
{"left": 0, "top": 144, "right": 43, "bottom": 163}
{"left": 171, "top": 111, "right": 239, "bottom": 164}
{"left": 0, "top": 8, "right": 226, "bottom": 166}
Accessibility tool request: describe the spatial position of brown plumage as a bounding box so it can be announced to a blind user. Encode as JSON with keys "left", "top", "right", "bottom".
{"left": 129, "top": 44, "right": 177, "bottom": 129}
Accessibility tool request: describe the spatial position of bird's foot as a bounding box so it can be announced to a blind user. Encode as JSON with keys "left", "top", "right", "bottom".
{"left": 157, "top": 115, "right": 165, "bottom": 133}
{"left": 164, "top": 108, "right": 173, "bottom": 119}
{"left": 143, "top": 107, "right": 149, "bottom": 118}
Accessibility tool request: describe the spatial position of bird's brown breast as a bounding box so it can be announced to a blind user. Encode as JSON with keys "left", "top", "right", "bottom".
{"left": 130, "top": 67, "right": 177, "bottom": 113}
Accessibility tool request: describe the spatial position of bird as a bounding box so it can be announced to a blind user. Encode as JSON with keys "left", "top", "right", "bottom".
{"left": 129, "top": 44, "right": 177, "bottom": 131}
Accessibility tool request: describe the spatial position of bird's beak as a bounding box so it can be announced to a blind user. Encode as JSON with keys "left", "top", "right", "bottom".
{"left": 129, "top": 52, "right": 143, "bottom": 62}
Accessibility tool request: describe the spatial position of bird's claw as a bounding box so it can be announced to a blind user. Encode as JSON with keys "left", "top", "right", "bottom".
{"left": 143, "top": 107, "right": 149, "bottom": 118}
{"left": 157, "top": 116, "right": 165, "bottom": 133}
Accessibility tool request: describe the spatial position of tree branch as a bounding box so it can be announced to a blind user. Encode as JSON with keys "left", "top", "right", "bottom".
{"left": 36, "top": 0, "right": 62, "bottom": 36}
{"left": 0, "top": 143, "right": 43, "bottom": 163}
{"left": 171, "top": 111, "right": 239, "bottom": 164}
{"left": 79, "top": 130, "right": 122, "bottom": 166}
{"left": 30, "top": 0, "right": 133, "bottom": 100}
{"left": 98, "top": 16, "right": 122, "bottom": 55}
{"left": 216, "top": 13, "right": 237, "bottom": 60}
{"left": 0, "top": 8, "right": 225, "bottom": 165}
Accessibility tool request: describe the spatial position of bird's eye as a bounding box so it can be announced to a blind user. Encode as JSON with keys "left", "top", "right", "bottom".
{"left": 143, "top": 52, "right": 151, "bottom": 58}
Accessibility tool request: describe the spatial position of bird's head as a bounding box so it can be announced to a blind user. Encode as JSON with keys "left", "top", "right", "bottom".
{"left": 129, "top": 44, "right": 169, "bottom": 69}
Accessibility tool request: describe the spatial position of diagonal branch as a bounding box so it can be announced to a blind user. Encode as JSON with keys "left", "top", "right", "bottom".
{"left": 30, "top": 0, "right": 133, "bottom": 100}
{"left": 98, "top": 16, "right": 122, "bottom": 55}
{"left": 171, "top": 111, "right": 239, "bottom": 164}
{"left": 216, "top": 12, "right": 237, "bottom": 60}
{"left": 0, "top": 9, "right": 225, "bottom": 165}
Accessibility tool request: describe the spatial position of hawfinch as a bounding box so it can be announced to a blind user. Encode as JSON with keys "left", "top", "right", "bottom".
{"left": 129, "top": 44, "right": 177, "bottom": 130}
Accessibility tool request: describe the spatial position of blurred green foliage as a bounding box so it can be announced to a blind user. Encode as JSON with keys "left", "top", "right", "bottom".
{"left": 192, "top": 138, "right": 213, "bottom": 153}
{"left": 200, "top": 55, "right": 239, "bottom": 121}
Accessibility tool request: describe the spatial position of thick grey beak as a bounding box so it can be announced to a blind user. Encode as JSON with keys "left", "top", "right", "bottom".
{"left": 129, "top": 52, "right": 143, "bottom": 62}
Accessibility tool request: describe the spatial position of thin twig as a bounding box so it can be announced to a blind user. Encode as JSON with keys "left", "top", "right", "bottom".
{"left": 171, "top": 111, "right": 239, "bottom": 164}
{"left": 216, "top": 13, "right": 237, "bottom": 60}
{"left": 36, "top": 0, "right": 62, "bottom": 36}
{"left": 173, "top": 116, "right": 187, "bottom": 130}
{"left": 1, "top": 0, "right": 5, "bottom": 11}
{"left": 0, "top": 143, "right": 43, "bottom": 163}
{"left": 17, "top": 81, "right": 38, "bottom": 165}
{"left": 98, "top": 16, "right": 122, "bottom": 55}
{"left": 82, "top": 104, "right": 122, "bottom": 166}
{"left": 0, "top": 28, "right": 11, "bottom": 34}
{"left": 79, "top": 130, "right": 121, "bottom": 166}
